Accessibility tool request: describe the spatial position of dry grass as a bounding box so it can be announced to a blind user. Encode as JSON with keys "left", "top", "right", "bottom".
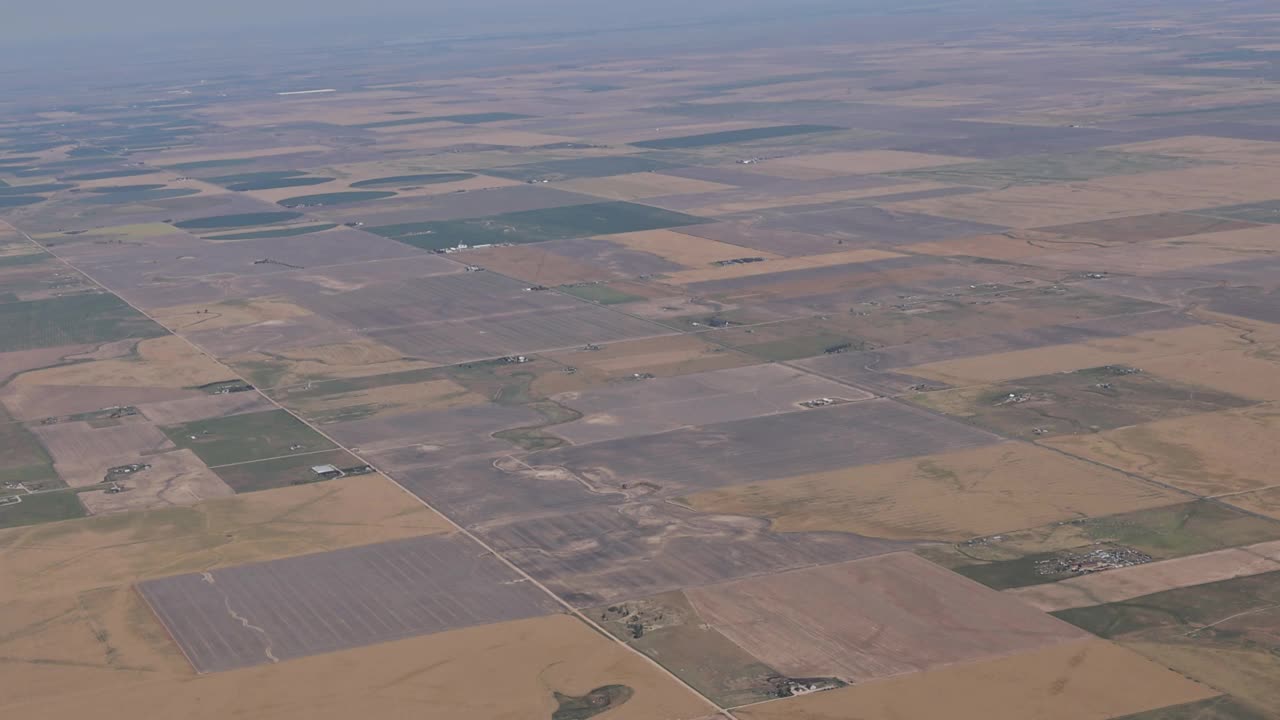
{"left": 228, "top": 338, "right": 437, "bottom": 387}
{"left": 11, "top": 336, "right": 230, "bottom": 389}
{"left": 536, "top": 333, "right": 758, "bottom": 394}
{"left": 660, "top": 248, "right": 904, "bottom": 285}
{"left": 1043, "top": 403, "right": 1280, "bottom": 497}
{"left": 687, "top": 182, "right": 951, "bottom": 216}
{"left": 150, "top": 298, "right": 313, "bottom": 332}
{"left": 286, "top": 378, "right": 487, "bottom": 420}
{"left": 1139, "top": 342, "right": 1280, "bottom": 401}
{"left": 680, "top": 443, "right": 1183, "bottom": 542}
{"left": 1, "top": 614, "right": 715, "bottom": 720}
{"left": 1106, "top": 135, "right": 1280, "bottom": 167}
{"left": 556, "top": 172, "right": 734, "bottom": 200}
{"left": 78, "top": 448, "right": 234, "bottom": 514}
{"left": 753, "top": 150, "right": 976, "bottom": 177}
{"left": 898, "top": 230, "right": 1080, "bottom": 259}
{"left": 602, "top": 229, "right": 782, "bottom": 268}
{"left": 735, "top": 639, "right": 1215, "bottom": 720}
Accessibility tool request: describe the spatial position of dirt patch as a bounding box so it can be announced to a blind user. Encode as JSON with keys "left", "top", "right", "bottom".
{"left": 149, "top": 298, "right": 313, "bottom": 332}
{"left": 753, "top": 150, "right": 976, "bottom": 176}
{"left": 1036, "top": 212, "right": 1261, "bottom": 242}
{"left": 2, "top": 385, "right": 199, "bottom": 421}
{"left": 1044, "top": 403, "right": 1280, "bottom": 497}
{"left": 906, "top": 323, "right": 1254, "bottom": 386}
{"left": 78, "top": 448, "right": 234, "bottom": 514}
{"left": 1008, "top": 539, "right": 1280, "bottom": 612}
{"left": 680, "top": 443, "right": 1183, "bottom": 542}
{"left": 660, "top": 248, "right": 904, "bottom": 285}
{"left": 135, "top": 392, "right": 274, "bottom": 425}
{"left": 283, "top": 378, "right": 487, "bottom": 423}
{"left": 11, "top": 336, "right": 230, "bottom": 389}
{"left": 0, "top": 473, "right": 450, "bottom": 598}
{"left": 899, "top": 230, "right": 1081, "bottom": 259}
{"left": 735, "top": 639, "right": 1215, "bottom": 720}
{"left": 687, "top": 553, "right": 1085, "bottom": 684}
{"left": 6, "top": 614, "right": 713, "bottom": 720}
{"left": 459, "top": 244, "right": 617, "bottom": 285}
{"left": 31, "top": 418, "right": 178, "bottom": 487}
{"left": 1106, "top": 135, "right": 1280, "bottom": 167}
{"left": 602, "top": 229, "right": 782, "bottom": 268}
{"left": 228, "top": 338, "right": 437, "bottom": 389}
{"left": 537, "top": 334, "right": 758, "bottom": 394}
{"left": 686, "top": 181, "right": 952, "bottom": 216}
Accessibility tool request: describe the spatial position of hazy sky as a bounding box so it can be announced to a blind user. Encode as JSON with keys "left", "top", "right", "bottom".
{"left": 6, "top": 0, "right": 845, "bottom": 43}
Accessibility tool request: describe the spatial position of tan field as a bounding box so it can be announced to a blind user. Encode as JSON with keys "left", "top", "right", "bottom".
{"left": 284, "top": 378, "right": 488, "bottom": 421}
{"left": 1007, "top": 538, "right": 1280, "bottom": 612}
{"left": 556, "top": 172, "right": 735, "bottom": 200}
{"left": 688, "top": 181, "right": 952, "bottom": 216}
{"left": 32, "top": 419, "right": 178, "bottom": 487}
{"left": 78, "top": 448, "right": 235, "bottom": 514}
{"left": 751, "top": 149, "right": 976, "bottom": 176}
{"left": 1043, "top": 403, "right": 1280, "bottom": 497}
{"left": 228, "top": 338, "right": 438, "bottom": 388}
{"left": 0, "top": 344, "right": 92, "bottom": 383}
{"left": 149, "top": 298, "right": 313, "bottom": 332}
{"left": 735, "top": 639, "right": 1216, "bottom": 720}
{"left": 906, "top": 323, "right": 1255, "bottom": 386}
{"left": 1139, "top": 342, "right": 1280, "bottom": 401}
{"left": 891, "top": 164, "right": 1280, "bottom": 227}
{"left": 139, "top": 145, "right": 333, "bottom": 166}
{"left": 1106, "top": 135, "right": 1280, "bottom": 167}
{"left": 660, "top": 248, "right": 904, "bottom": 285}
{"left": 1125, "top": 641, "right": 1280, "bottom": 713}
{"left": 0, "top": 473, "right": 450, "bottom": 598}
{"left": 1030, "top": 242, "right": 1269, "bottom": 275}
{"left": 1225, "top": 485, "right": 1280, "bottom": 520}
{"left": 456, "top": 244, "right": 616, "bottom": 285}
{"left": 679, "top": 443, "right": 1183, "bottom": 542}
{"left": 1, "top": 614, "right": 715, "bottom": 720}
{"left": 898, "top": 230, "right": 1082, "bottom": 260}
{"left": 536, "top": 334, "right": 758, "bottom": 394}
{"left": 241, "top": 171, "right": 522, "bottom": 204}
{"left": 602, "top": 229, "right": 781, "bottom": 268}
{"left": 11, "top": 335, "right": 230, "bottom": 389}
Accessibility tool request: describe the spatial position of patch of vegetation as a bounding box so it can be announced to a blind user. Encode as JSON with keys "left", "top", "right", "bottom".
{"left": 0, "top": 293, "right": 166, "bottom": 352}
{"left": 1115, "top": 696, "right": 1272, "bottom": 720}
{"left": 210, "top": 448, "right": 361, "bottom": 493}
{"left": 0, "top": 411, "right": 59, "bottom": 487}
{"left": 1190, "top": 200, "right": 1280, "bottom": 224}
{"left": 0, "top": 196, "right": 46, "bottom": 208}
{"left": 630, "top": 124, "right": 841, "bottom": 149}
{"left": 60, "top": 168, "right": 154, "bottom": 181}
{"left": 350, "top": 172, "right": 476, "bottom": 188}
{"left": 81, "top": 188, "right": 200, "bottom": 205}
{"left": 737, "top": 334, "right": 867, "bottom": 362}
{"left": 551, "top": 686, "right": 634, "bottom": 720}
{"left": 84, "top": 183, "right": 168, "bottom": 193}
{"left": 162, "top": 409, "right": 336, "bottom": 467}
{"left": 277, "top": 190, "right": 396, "bottom": 207}
{"left": 493, "top": 401, "right": 580, "bottom": 451}
{"left": 890, "top": 151, "right": 1198, "bottom": 188}
{"left": 558, "top": 284, "right": 644, "bottom": 305}
{"left": 207, "top": 171, "right": 334, "bottom": 191}
{"left": 203, "top": 223, "right": 337, "bottom": 240}
{"left": 173, "top": 211, "right": 303, "bottom": 230}
{"left": 0, "top": 183, "right": 73, "bottom": 195}
{"left": 0, "top": 491, "right": 86, "bottom": 530}
{"left": 370, "top": 201, "right": 708, "bottom": 250}
{"left": 482, "top": 156, "right": 677, "bottom": 182}
{"left": 0, "top": 252, "right": 50, "bottom": 269}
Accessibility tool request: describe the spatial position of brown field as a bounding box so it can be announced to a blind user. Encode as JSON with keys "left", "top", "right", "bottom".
{"left": 1043, "top": 404, "right": 1280, "bottom": 497}
{"left": 283, "top": 378, "right": 488, "bottom": 422}
{"left": 898, "top": 229, "right": 1083, "bottom": 259}
{"left": 31, "top": 419, "right": 178, "bottom": 487}
{"left": 753, "top": 150, "right": 977, "bottom": 176}
{"left": 602, "top": 229, "right": 782, "bottom": 268}
{"left": 0, "top": 473, "right": 450, "bottom": 598}
{"left": 891, "top": 164, "right": 1280, "bottom": 227}
{"left": 685, "top": 553, "right": 1086, "bottom": 684}
{"left": 1106, "top": 135, "right": 1280, "bottom": 167}
{"left": 3, "top": 614, "right": 715, "bottom": 720}
{"left": 556, "top": 172, "right": 735, "bottom": 200}
{"left": 1125, "top": 641, "right": 1280, "bottom": 714}
{"left": 227, "top": 338, "right": 438, "bottom": 388}
{"left": 0, "top": 345, "right": 93, "bottom": 383}
{"left": 735, "top": 639, "right": 1216, "bottom": 720}
{"left": 142, "top": 145, "right": 333, "bottom": 166}
{"left": 686, "top": 181, "right": 952, "bottom": 216}
{"left": 1225, "top": 486, "right": 1280, "bottom": 521}
{"left": 906, "top": 323, "right": 1254, "bottom": 386}
{"left": 134, "top": 392, "right": 273, "bottom": 425}
{"left": 1030, "top": 242, "right": 1268, "bottom": 276}
{"left": 149, "top": 298, "right": 313, "bottom": 332}
{"left": 679, "top": 443, "right": 1183, "bottom": 542}
{"left": 457, "top": 244, "right": 617, "bottom": 285}
{"left": 78, "top": 448, "right": 234, "bottom": 514}
{"left": 536, "top": 333, "right": 759, "bottom": 394}
{"left": 241, "top": 172, "right": 522, "bottom": 204}
{"left": 10, "top": 336, "right": 230, "bottom": 389}
{"left": 1007, "top": 539, "right": 1280, "bottom": 612}
{"left": 1036, "top": 212, "right": 1260, "bottom": 242}
{"left": 1137, "top": 343, "right": 1280, "bottom": 401}
{"left": 660, "top": 248, "right": 904, "bottom": 285}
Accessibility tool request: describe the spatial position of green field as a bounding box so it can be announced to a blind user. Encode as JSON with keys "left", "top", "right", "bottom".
{"left": 922, "top": 500, "right": 1280, "bottom": 590}
{"left": 552, "top": 686, "right": 633, "bottom": 720}
{"left": 0, "top": 492, "right": 86, "bottom": 530}
{"left": 481, "top": 156, "right": 676, "bottom": 182}
{"left": 890, "top": 150, "right": 1200, "bottom": 187}
{"left": 210, "top": 447, "right": 362, "bottom": 493}
{"left": 207, "top": 171, "right": 334, "bottom": 191}
{"left": 277, "top": 190, "right": 396, "bottom": 207}
{"left": 203, "top": 223, "right": 338, "bottom": 240}
{"left": 630, "top": 124, "right": 841, "bottom": 149}
{"left": 1191, "top": 200, "right": 1280, "bottom": 224}
{"left": 0, "top": 293, "right": 166, "bottom": 352}
{"left": 0, "top": 196, "right": 46, "bottom": 208}
{"left": 350, "top": 172, "right": 475, "bottom": 188}
{"left": 60, "top": 168, "right": 154, "bottom": 181}
{"left": 557, "top": 284, "right": 644, "bottom": 305}
{"left": 0, "top": 411, "right": 59, "bottom": 489}
{"left": 0, "top": 253, "right": 50, "bottom": 269}
{"left": 162, "top": 409, "right": 337, "bottom": 467}
{"left": 370, "top": 201, "right": 708, "bottom": 250}
{"left": 173, "top": 211, "right": 303, "bottom": 230}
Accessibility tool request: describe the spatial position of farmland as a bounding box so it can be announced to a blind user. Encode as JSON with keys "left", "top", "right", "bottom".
{"left": 5, "top": 2, "right": 1280, "bottom": 718}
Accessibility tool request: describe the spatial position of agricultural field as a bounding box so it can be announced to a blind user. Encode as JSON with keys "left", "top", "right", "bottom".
{"left": 6, "top": 3, "right": 1280, "bottom": 718}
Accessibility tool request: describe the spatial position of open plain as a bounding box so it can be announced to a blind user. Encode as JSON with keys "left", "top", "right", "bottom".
{"left": 5, "top": 2, "right": 1280, "bottom": 718}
